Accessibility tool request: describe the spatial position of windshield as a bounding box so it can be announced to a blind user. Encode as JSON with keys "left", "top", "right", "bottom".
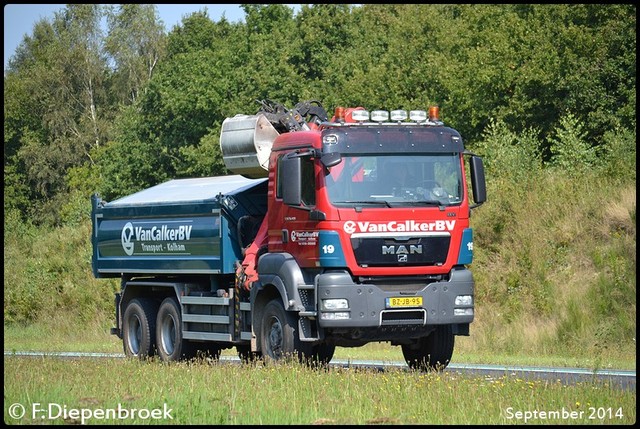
{"left": 325, "top": 154, "right": 463, "bottom": 207}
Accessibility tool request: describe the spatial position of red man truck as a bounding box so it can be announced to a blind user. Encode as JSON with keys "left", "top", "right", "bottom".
{"left": 91, "top": 99, "right": 486, "bottom": 370}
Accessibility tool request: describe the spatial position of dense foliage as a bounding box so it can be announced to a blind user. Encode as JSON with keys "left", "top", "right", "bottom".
{"left": 3, "top": 4, "right": 636, "bottom": 363}
{"left": 4, "top": 4, "right": 635, "bottom": 223}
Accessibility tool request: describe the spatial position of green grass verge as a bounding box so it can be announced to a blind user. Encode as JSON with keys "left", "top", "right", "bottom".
{"left": 4, "top": 355, "right": 635, "bottom": 425}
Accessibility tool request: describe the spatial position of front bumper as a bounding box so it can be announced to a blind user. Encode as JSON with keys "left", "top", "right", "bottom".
{"left": 316, "top": 268, "right": 474, "bottom": 329}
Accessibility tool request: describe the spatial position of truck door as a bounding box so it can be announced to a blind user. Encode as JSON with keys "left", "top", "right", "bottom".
{"left": 271, "top": 153, "right": 321, "bottom": 266}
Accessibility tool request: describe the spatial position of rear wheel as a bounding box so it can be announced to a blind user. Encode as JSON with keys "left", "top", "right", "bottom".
{"left": 156, "top": 297, "right": 195, "bottom": 362}
{"left": 402, "top": 325, "right": 454, "bottom": 371}
{"left": 122, "top": 298, "right": 158, "bottom": 359}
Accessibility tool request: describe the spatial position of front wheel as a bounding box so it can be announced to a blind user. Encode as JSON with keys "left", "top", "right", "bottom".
{"left": 155, "top": 297, "right": 195, "bottom": 362}
{"left": 298, "top": 342, "right": 336, "bottom": 369}
{"left": 311, "top": 343, "right": 336, "bottom": 366}
{"left": 402, "top": 325, "right": 454, "bottom": 371}
{"left": 260, "top": 299, "right": 305, "bottom": 363}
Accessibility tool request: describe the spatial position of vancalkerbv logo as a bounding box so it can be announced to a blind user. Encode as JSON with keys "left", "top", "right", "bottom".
{"left": 121, "top": 222, "right": 135, "bottom": 255}
{"left": 343, "top": 220, "right": 456, "bottom": 235}
{"left": 120, "top": 221, "right": 194, "bottom": 255}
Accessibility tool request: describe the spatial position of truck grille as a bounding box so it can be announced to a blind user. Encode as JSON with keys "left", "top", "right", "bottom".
{"left": 351, "top": 236, "right": 450, "bottom": 267}
{"left": 381, "top": 309, "right": 427, "bottom": 325}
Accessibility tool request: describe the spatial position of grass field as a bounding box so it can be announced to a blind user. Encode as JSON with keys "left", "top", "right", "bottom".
{"left": 4, "top": 353, "right": 635, "bottom": 425}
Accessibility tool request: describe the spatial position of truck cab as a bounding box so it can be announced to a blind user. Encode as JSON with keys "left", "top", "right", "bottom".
{"left": 238, "top": 105, "right": 486, "bottom": 369}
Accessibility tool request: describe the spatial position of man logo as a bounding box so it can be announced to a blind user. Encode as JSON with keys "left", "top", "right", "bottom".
{"left": 121, "top": 222, "right": 135, "bottom": 256}
{"left": 382, "top": 245, "right": 423, "bottom": 255}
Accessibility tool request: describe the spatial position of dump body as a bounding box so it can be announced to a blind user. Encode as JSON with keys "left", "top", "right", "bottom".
{"left": 92, "top": 175, "right": 267, "bottom": 278}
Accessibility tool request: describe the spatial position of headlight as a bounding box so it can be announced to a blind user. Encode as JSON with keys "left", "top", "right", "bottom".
{"left": 321, "top": 299, "right": 349, "bottom": 310}
{"left": 409, "top": 110, "right": 427, "bottom": 122}
{"left": 455, "top": 295, "right": 473, "bottom": 306}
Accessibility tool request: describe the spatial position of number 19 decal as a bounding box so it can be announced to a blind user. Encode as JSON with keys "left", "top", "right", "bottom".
{"left": 322, "top": 244, "right": 335, "bottom": 254}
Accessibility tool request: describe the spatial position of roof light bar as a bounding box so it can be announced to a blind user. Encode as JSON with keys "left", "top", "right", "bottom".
{"left": 327, "top": 106, "right": 442, "bottom": 125}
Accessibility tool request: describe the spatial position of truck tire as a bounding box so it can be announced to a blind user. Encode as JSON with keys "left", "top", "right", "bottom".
{"left": 313, "top": 343, "right": 336, "bottom": 365}
{"left": 122, "top": 298, "right": 158, "bottom": 359}
{"left": 402, "top": 325, "right": 455, "bottom": 371}
{"left": 237, "top": 344, "right": 262, "bottom": 363}
{"left": 260, "top": 299, "right": 306, "bottom": 363}
{"left": 155, "top": 297, "right": 195, "bottom": 362}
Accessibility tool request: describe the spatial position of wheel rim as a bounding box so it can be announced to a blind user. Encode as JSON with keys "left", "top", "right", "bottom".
{"left": 160, "top": 313, "right": 177, "bottom": 356}
{"left": 266, "top": 315, "right": 283, "bottom": 359}
{"left": 127, "top": 314, "right": 142, "bottom": 355}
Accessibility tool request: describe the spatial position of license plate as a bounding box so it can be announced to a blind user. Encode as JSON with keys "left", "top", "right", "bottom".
{"left": 386, "top": 296, "right": 423, "bottom": 308}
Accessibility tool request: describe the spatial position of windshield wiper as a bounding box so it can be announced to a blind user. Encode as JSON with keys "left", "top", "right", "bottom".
{"left": 337, "top": 200, "right": 392, "bottom": 208}
{"left": 402, "top": 200, "right": 444, "bottom": 206}
{"left": 387, "top": 200, "right": 447, "bottom": 210}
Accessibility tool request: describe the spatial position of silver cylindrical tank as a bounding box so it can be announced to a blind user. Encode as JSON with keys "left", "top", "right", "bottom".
{"left": 219, "top": 114, "right": 280, "bottom": 178}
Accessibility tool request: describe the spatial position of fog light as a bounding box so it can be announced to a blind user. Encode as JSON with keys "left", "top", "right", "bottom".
{"left": 321, "top": 312, "right": 350, "bottom": 320}
{"left": 454, "top": 308, "right": 474, "bottom": 316}
{"left": 455, "top": 295, "right": 473, "bottom": 306}
{"left": 322, "top": 299, "right": 349, "bottom": 310}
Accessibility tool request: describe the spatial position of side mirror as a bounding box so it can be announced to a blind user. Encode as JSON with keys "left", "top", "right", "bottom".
{"left": 469, "top": 156, "right": 487, "bottom": 206}
{"left": 281, "top": 154, "right": 302, "bottom": 206}
{"left": 321, "top": 152, "right": 342, "bottom": 168}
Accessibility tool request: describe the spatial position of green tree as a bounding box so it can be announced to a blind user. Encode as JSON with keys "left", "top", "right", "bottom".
{"left": 291, "top": 4, "right": 353, "bottom": 86}
{"left": 4, "top": 3, "right": 636, "bottom": 220}
{"left": 96, "top": 11, "right": 246, "bottom": 197}
{"left": 548, "top": 112, "right": 596, "bottom": 176}
{"left": 4, "top": 5, "right": 114, "bottom": 224}
{"left": 93, "top": 106, "right": 170, "bottom": 200}
{"left": 104, "top": 4, "right": 166, "bottom": 104}
{"left": 4, "top": 19, "right": 60, "bottom": 219}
